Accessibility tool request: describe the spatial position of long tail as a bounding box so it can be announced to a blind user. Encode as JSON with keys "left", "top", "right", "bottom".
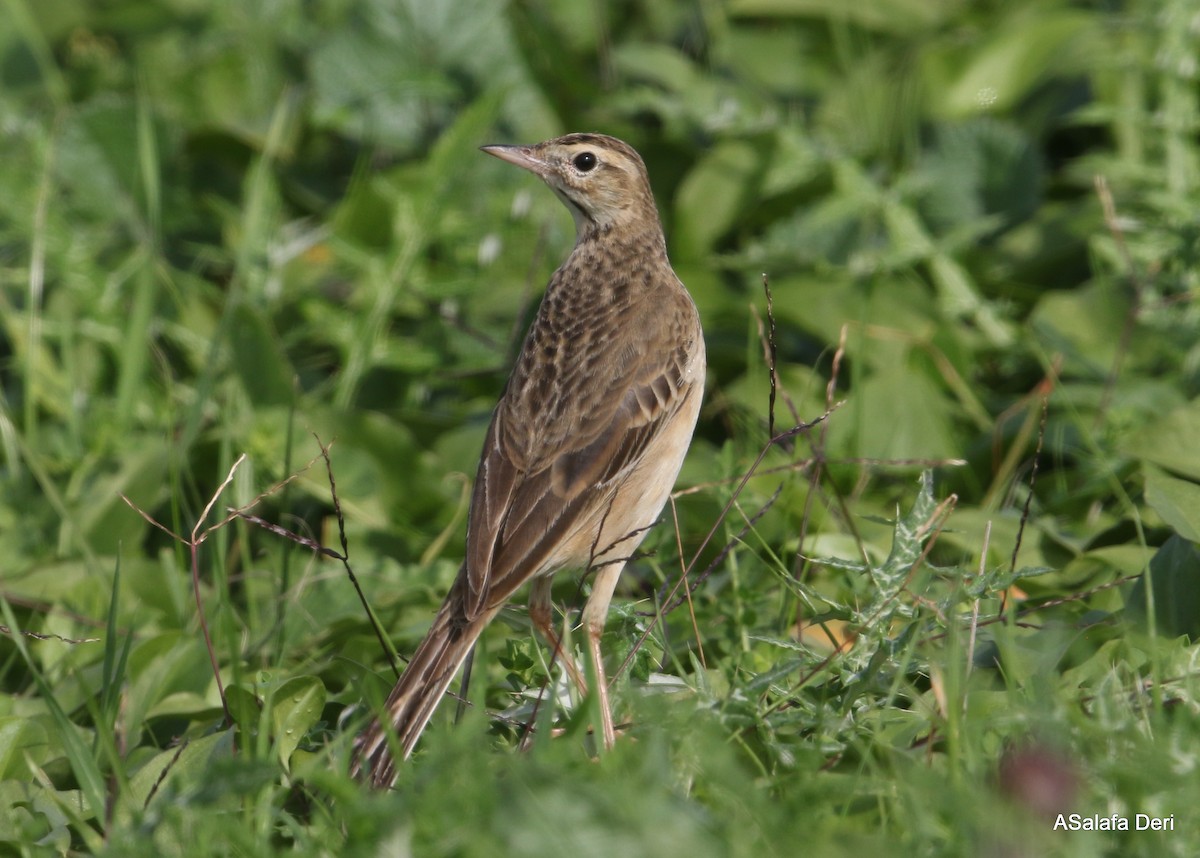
{"left": 350, "top": 597, "right": 491, "bottom": 788}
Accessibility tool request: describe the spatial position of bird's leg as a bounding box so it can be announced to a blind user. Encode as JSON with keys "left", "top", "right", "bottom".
{"left": 580, "top": 561, "right": 626, "bottom": 751}
{"left": 528, "top": 577, "right": 587, "bottom": 692}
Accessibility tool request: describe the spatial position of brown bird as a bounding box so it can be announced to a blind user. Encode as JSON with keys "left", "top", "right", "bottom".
{"left": 351, "top": 133, "right": 705, "bottom": 787}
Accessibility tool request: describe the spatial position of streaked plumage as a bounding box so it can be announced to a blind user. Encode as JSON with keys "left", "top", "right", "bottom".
{"left": 352, "top": 133, "right": 705, "bottom": 788}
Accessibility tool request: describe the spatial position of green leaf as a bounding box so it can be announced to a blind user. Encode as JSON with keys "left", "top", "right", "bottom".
{"left": 1123, "top": 399, "right": 1200, "bottom": 482}
{"left": 939, "top": 10, "right": 1096, "bottom": 118}
{"left": 225, "top": 685, "right": 262, "bottom": 738}
{"left": 833, "top": 351, "right": 961, "bottom": 460}
{"left": 919, "top": 120, "right": 1043, "bottom": 233}
{"left": 611, "top": 42, "right": 699, "bottom": 93}
{"left": 126, "top": 633, "right": 213, "bottom": 731}
{"left": 54, "top": 100, "right": 148, "bottom": 229}
{"left": 674, "top": 140, "right": 763, "bottom": 256}
{"left": 877, "top": 471, "right": 938, "bottom": 586}
{"left": 0, "top": 716, "right": 47, "bottom": 779}
{"left": 75, "top": 438, "right": 170, "bottom": 555}
{"left": 1030, "top": 281, "right": 1130, "bottom": 376}
{"left": 1126, "top": 535, "right": 1200, "bottom": 638}
{"left": 1145, "top": 467, "right": 1200, "bottom": 542}
{"left": 123, "top": 731, "right": 236, "bottom": 817}
{"left": 229, "top": 302, "right": 295, "bottom": 406}
{"left": 0, "top": 599, "right": 106, "bottom": 827}
{"left": 309, "top": 0, "right": 520, "bottom": 150}
{"left": 270, "top": 676, "right": 326, "bottom": 770}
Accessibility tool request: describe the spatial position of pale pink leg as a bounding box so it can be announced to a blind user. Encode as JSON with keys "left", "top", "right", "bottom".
{"left": 580, "top": 561, "right": 627, "bottom": 750}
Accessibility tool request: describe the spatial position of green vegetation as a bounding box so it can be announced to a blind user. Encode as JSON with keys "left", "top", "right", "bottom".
{"left": 2, "top": 0, "right": 1198, "bottom": 854}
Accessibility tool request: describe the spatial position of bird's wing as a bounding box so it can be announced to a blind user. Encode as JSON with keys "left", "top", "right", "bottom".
{"left": 461, "top": 325, "right": 699, "bottom": 619}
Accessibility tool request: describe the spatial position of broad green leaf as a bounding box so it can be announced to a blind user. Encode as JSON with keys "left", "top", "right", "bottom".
{"left": 1126, "top": 535, "right": 1200, "bottom": 638}
{"left": 1029, "top": 281, "right": 1129, "bottom": 375}
{"left": 0, "top": 600, "right": 105, "bottom": 827}
{"left": 225, "top": 685, "right": 262, "bottom": 739}
{"left": 0, "top": 716, "right": 47, "bottom": 779}
{"left": 674, "top": 140, "right": 763, "bottom": 256}
{"left": 74, "top": 438, "right": 170, "bottom": 555}
{"left": 725, "top": 27, "right": 814, "bottom": 95}
{"left": 940, "top": 11, "right": 1096, "bottom": 117}
{"left": 127, "top": 633, "right": 212, "bottom": 725}
{"left": 54, "top": 100, "right": 148, "bottom": 229}
{"left": 230, "top": 303, "right": 295, "bottom": 407}
{"left": 612, "top": 42, "right": 699, "bottom": 93}
{"left": 144, "top": 691, "right": 223, "bottom": 721}
{"left": 270, "top": 676, "right": 326, "bottom": 770}
{"left": 831, "top": 348, "right": 962, "bottom": 460}
{"left": 309, "top": 0, "right": 522, "bottom": 150}
{"left": 122, "top": 731, "right": 236, "bottom": 817}
{"left": 1124, "top": 399, "right": 1200, "bottom": 482}
{"left": 919, "top": 120, "right": 1043, "bottom": 233}
{"left": 0, "top": 779, "right": 68, "bottom": 848}
{"left": 1144, "top": 467, "right": 1200, "bottom": 541}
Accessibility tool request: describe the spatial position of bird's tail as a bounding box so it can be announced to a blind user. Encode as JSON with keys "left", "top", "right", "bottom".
{"left": 350, "top": 597, "right": 490, "bottom": 788}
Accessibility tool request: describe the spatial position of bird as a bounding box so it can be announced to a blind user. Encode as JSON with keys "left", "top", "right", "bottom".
{"left": 351, "top": 132, "right": 706, "bottom": 788}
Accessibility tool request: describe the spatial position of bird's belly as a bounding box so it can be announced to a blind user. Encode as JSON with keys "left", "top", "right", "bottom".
{"left": 543, "top": 368, "right": 705, "bottom": 576}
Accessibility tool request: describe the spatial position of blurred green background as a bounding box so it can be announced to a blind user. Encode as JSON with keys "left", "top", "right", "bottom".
{"left": 2, "top": 0, "right": 1199, "bottom": 855}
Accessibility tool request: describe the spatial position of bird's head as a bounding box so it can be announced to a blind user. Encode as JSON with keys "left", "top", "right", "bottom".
{"left": 481, "top": 133, "right": 661, "bottom": 240}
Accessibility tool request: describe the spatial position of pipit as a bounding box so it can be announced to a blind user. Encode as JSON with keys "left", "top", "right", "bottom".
{"left": 351, "top": 133, "right": 705, "bottom": 787}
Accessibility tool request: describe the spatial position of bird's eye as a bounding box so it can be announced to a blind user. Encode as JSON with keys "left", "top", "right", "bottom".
{"left": 572, "top": 152, "right": 597, "bottom": 172}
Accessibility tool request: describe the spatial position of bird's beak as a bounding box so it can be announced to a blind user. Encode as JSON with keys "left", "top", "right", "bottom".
{"left": 480, "top": 144, "right": 548, "bottom": 177}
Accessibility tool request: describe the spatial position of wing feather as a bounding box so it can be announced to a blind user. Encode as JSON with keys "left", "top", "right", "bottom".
{"left": 460, "top": 325, "right": 697, "bottom": 619}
